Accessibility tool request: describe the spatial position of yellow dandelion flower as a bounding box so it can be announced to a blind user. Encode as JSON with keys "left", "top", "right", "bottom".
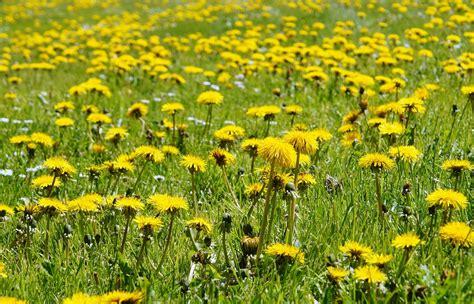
{"left": 209, "top": 148, "right": 235, "bottom": 167}
{"left": 0, "top": 204, "right": 14, "bottom": 217}
{"left": 38, "top": 197, "right": 67, "bottom": 213}
{"left": 127, "top": 103, "right": 148, "bottom": 118}
{"left": 101, "top": 290, "right": 143, "bottom": 304}
{"left": 197, "top": 91, "right": 223, "bottom": 105}
{"left": 441, "top": 160, "right": 471, "bottom": 174}
{"left": 105, "top": 127, "right": 128, "bottom": 143}
{"left": 55, "top": 117, "right": 75, "bottom": 127}
{"left": 43, "top": 156, "right": 77, "bottom": 177}
{"left": 130, "top": 146, "right": 164, "bottom": 164}
{"left": 116, "top": 197, "right": 144, "bottom": 211}
{"left": 9, "top": 135, "right": 31, "bottom": 145}
{"left": 161, "top": 102, "right": 184, "bottom": 115}
{"left": 285, "top": 104, "right": 303, "bottom": 115}
{"left": 362, "top": 253, "right": 393, "bottom": 266}
{"left": 181, "top": 154, "right": 206, "bottom": 173}
{"left": 392, "top": 232, "right": 425, "bottom": 249}
{"left": 426, "top": 189, "right": 468, "bottom": 210}
{"left": 149, "top": 194, "right": 188, "bottom": 213}
{"left": 162, "top": 145, "right": 180, "bottom": 156}
{"left": 134, "top": 216, "right": 163, "bottom": 231}
{"left": 31, "top": 132, "right": 54, "bottom": 147}
{"left": 389, "top": 146, "right": 422, "bottom": 162}
{"left": 340, "top": 240, "right": 373, "bottom": 257}
{"left": 310, "top": 128, "right": 333, "bottom": 142}
{"left": 31, "top": 175, "right": 62, "bottom": 189}
{"left": 67, "top": 194, "right": 102, "bottom": 212}
{"left": 378, "top": 121, "right": 404, "bottom": 136}
{"left": 258, "top": 137, "right": 297, "bottom": 168}
{"left": 87, "top": 113, "right": 112, "bottom": 124}
{"left": 284, "top": 130, "right": 318, "bottom": 154}
{"left": 186, "top": 217, "right": 213, "bottom": 234}
{"left": 439, "top": 222, "right": 473, "bottom": 248}
{"left": 0, "top": 296, "right": 27, "bottom": 304}
{"left": 359, "top": 153, "right": 394, "bottom": 170}
{"left": 327, "top": 266, "right": 349, "bottom": 282}
{"left": 265, "top": 243, "right": 304, "bottom": 264}
{"left": 354, "top": 265, "right": 387, "bottom": 284}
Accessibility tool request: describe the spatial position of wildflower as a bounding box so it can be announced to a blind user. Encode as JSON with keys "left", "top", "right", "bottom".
{"left": 0, "top": 262, "right": 7, "bottom": 278}
{"left": 54, "top": 101, "right": 75, "bottom": 113}
{"left": 130, "top": 145, "right": 164, "bottom": 164}
{"left": 389, "top": 146, "right": 422, "bottom": 162}
{"left": 63, "top": 293, "right": 101, "bottom": 304}
{"left": 116, "top": 197, "right": 144, "bottom": 211}
{"left": 378, "top": 121, "right": 405, "bottom": 136}
{"left": 161, "top": 102, "right": 184, "bottom": 115}
{"left": 392, "top": 232, "right": 425, "bottom": 250}
{"left": 258, "top": 137, "right": 297, "bottom": 168}
{"left": 354, "top": 265, "right": 387, "bottom": 284}
{"left": 426, "top": 189, "right": 468, "bottom": 210}
{"left": 87, "top": 113, "right": 112, "bottom": 124}
{"left": 55, "top": 117, "right": 75, "bottom": 127}
{"left": 31, "top": 175, "right": 62, "bottom": 189}
{"left": 38, "top": 198, "right": 67, "bottom": 214}
{"left": 31, "top": 132, "right": 54, "bottom": 147}
{"left": 340, "top": 240, "right": 373, "bottom": 258}
{"left": 43, "top": 156, "right": 77, "bottom": 177}
{"left": 149, "top": 194, "right": 188, "bottom": 214}
{"left": 359, "top": 153, "right": 395, "bottom": 170}
{"left": 327, "top": 266, "right": 350, "bottom": 282}
{"left": 439, "top": 222, "right": 473, "bottom": 248}
{"left": 9, "top": 135, "right": 31, "bottom": 145}
{"left": 285, "top": 105, "right": 303, "bottom": 115}
{"left": 186, "top": 217, "right": 213, "bottom": 234}
{"left": 181, "top": 155, "right": 206, "bottom": 174}
{"left": 127, "top": 103, "right": 148, "bottom": 118}
{"left": 283, "top": 131, "right": 318, "bottom": 155}
{"left": 105, "top": 127, "right": 128, "bottom": 143}
{"left": 441, "top": 160, "right": 471, "bottom": 174}
{"left": 399, "top": 97, "right": 426, "bottom": 113}
{"left": 0, "top": 204, "right": 14, "bottom": 218}
{"left": 209, "top": 148, "right": 235, "bottom": 167}
{"left": 197, "top": 91, "right": 223, "bottom": 105}
{"left": 363, "top": 253, "right": 393, "bottom": 267}
{"left": 162, "top": 145, "right": 180, "bottom": 156}
{"left": 67, "top": 194, "right": 101, "bottom": 212}
{"left": 368, "top": 118, "right": 387, "bottom": 127}
{"left": 0, "top": 297, "right": 26, "bottom": 304}
{"left": 101, "top": 290, "right": 143, "bottom": 304}
{"left": 266, "top": 243, "right": 304, "bottom": 264}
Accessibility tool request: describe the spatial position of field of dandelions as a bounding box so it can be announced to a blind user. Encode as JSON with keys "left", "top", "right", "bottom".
{"left": 0, "top": 0, "right": 473, "bottom": 303}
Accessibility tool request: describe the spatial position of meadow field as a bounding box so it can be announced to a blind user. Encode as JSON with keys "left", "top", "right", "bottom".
{"left": 0, "top": 0, "right": 473, "bottom": 302}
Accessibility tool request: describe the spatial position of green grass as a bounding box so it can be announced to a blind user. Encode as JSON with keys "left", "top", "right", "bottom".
{"left": 0, "top": 0, "right": 473, "bottom": 303}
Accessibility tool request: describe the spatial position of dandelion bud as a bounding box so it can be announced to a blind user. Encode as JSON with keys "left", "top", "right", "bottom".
{"left": 242, "top": 223, "right": 254, "bottom": 237}
{"left": 382, "top": 204, "right": 388, "bottom": 214}
{"left": 95, "top": 234, "right": 101, "bottom": 244}
{"left": 222, "top": 213, "right": 232, "bottom": 232}
{"left": 238, "top": 167, "right": 245, "bottom": 177}
{"left": 180, "top": 279, "right": 189, "bottom": 294}
{"left": 402, "top": 183, "right": 411, "bottom": 196}
{"left": 285, "top": 182, "right": 296, "bottom": 193}
{"left": 272, "top": 88, "right": 281, "bottom": 97}
{"left": 241, "top": 236, "right": 259, "bottom": 256}
{"left": 203, "top": 236, "right": 212, "bottom": 247}
{"left": 403, "top": 206, "right": 413, "bottom": 217}
{"left": 451, "top": 105, "right": 458, "bottom": 116}
{"left": 84, "top": 234, "right": 93, "bottom": 246}
{"left": 63, "top": 224, "right": 72, "bottom": 237}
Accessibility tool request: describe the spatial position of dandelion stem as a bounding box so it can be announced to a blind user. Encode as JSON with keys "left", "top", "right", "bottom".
{"left": 44, "top": 215, "right": 52, "bottom": 259}
{"left": 131, "top": 161, "right": 147, "bottom": 194}
{"left": 120, "top": 211, "right": 132, "bottom": 254}
{"left": 222, "top": 226, "right": 230, "bottom": 268}
{"left": 191, "top": 173, "right": 198, "bottom": 215}
{"left": 374, "top": 171, "right": 384, "bottom": 222}
{"left": 222, "top": 166, "right": 240, "bottom": 209}
{"left": 256, "top": 160, "right": 276, "bottom": 263}
{"left": 171, "top": 114, "right": 176, "bottom": 145}
{"left": 287, "top": 152, "right": 300, "bottom": 244}
{"left": 156, "top": 214, "right": 175, "bottom": 272}
{"left": 47, "top": 173, "right": 57, "bottom": 197}
{"left": 136, "top": 237, "right": 148, "bottom": 270}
